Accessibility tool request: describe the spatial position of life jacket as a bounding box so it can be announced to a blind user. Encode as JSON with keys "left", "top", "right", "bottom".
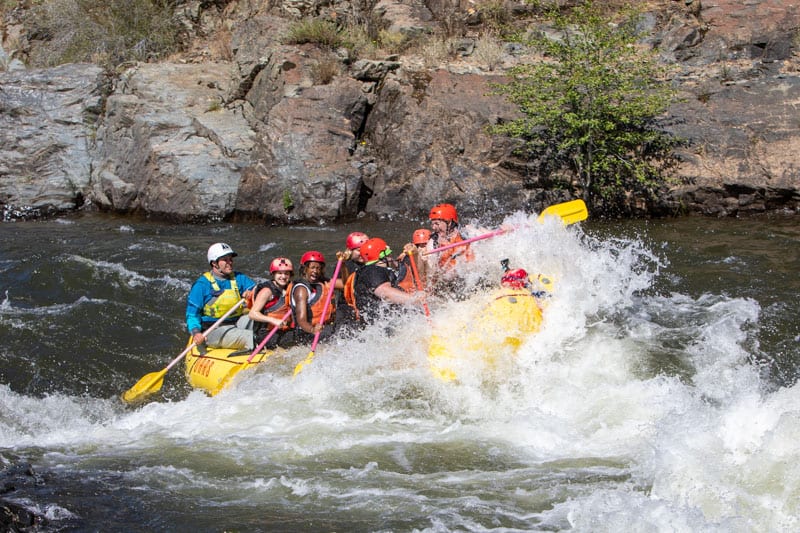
{"left": 343, "top": 272, "right": 357, "bottom": 308}
{"left": 291, "top": 278, "right": 335, "bottom": 326}
{"left": 252, "top": 279, "right": 294, "bottom": 331}
{"left": 395, "top": 258, "right": 415, "bottom": 293}
{"left": 431, "top": 232, "right": 474, "bottom": 270}
{"left": 202, "top": 272, "right": 245, "bottom": 320}
{"left": 342, "top": 272, "right": 362, "bottom": 322}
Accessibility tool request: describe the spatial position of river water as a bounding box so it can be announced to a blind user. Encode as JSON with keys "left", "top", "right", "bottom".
{"left": 1, "top": 211, "right": 798, "bottom": 531}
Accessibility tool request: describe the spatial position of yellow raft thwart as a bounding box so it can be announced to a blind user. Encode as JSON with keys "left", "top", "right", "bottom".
{"left": 184, "top": 344, "right": 278, "bottom": 396}
{"left": 428, "top": 273, "right": 553, "bottom": 381}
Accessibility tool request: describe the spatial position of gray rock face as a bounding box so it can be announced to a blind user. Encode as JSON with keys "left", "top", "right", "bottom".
{"left": 237, "top": 76, "right": 370, "bottom": 221}
{"left": 1, "top": 0, "right": 799, "bottom": 221}
{"left": 666, "top": 74, "right": 800, "bottom": 215}
{"left": 0, "top": 64, "right": 102, "bottom": 220}
{"left": 89, "top": 62, "right": 254, "bottom": 220}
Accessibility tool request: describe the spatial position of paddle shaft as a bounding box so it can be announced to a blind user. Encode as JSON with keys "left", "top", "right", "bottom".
{"left": 168, "top": 298, "right": 246, "bottom": 371}
{"left": 292, "top": 258, "right": 343, "bottom": 377}
{"left": 122, "top": 298, "right": 245, "bottom": 404}
{"left": 309, "top": 258, "right": 343, "bottom": 352}
{"left": 246, "top": 308, "right": 292, "bottom": 363}
{"left": 407, "top": 251, "right": 430, "bottom": 317}
{"left": 423, "top": 228, "right": 505, "bottom": 256}
{"left": 424, "top": 199, "right": 588, "bottom": 256}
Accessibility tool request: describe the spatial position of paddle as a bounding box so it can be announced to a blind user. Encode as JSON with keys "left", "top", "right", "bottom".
{"left": 407, "top": 250, "right": 431, "bottom": 317}
{"left": 246, "top": 309, "right": 293, "bottom": 363}
{"left": 424, "top": 199, "right": 588, "bottom": 256}
{"left": 536, "top": 198, "right": 589, "bottom": 225}
{"left": 292, "top": 257, "right": 344, "bottom": 377}
{"left": 121, "top": 299, "right": 245, "bottom": 405}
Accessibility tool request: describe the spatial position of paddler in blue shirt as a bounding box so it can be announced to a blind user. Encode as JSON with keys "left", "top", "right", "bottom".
{"left": 186, "top": 242, "right": 256, "bottom": 352}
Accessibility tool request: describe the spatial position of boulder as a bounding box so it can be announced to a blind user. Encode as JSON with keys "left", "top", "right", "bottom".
{"left": 0, "top": 64, "right": 102, "bottom": 220}
{"left": 89, "top": 62, "right": 255, "bottom": 220}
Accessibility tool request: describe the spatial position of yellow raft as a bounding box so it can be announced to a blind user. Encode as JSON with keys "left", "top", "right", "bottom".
{"left": 428, "top": 274, "right": 553, "bottom": 381}
{"left": 184, "top": 344, "right": 278, "bottom": 396}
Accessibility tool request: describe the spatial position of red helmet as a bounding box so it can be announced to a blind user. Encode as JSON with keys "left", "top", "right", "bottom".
{"left": 346, "top": 231, "right": 369, "bottom": 251}
{"left": 360, "top": 238, "right": 392, "bottom": 264}
{"left": 412, "top": 228, "right": 431, "bottom": 245}
{"left": 269, "top": 257, "right": 294, "bottom": 273}
{"left": 429, "top": 203, "right": 458, "bottom": 223}
{"left": 501, "top": 268, "right": 529, "bottom": 289}
{"left": 300, "top": 251, "right": 326, "bottom": 266}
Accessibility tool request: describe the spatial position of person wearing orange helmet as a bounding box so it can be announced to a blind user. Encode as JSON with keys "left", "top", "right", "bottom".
{"left": 248, "top": 257, "right": 295, "bottom": 349}
{"left": 397, "top": 228, "right": 431, "bottom": 292}
{"left": 289, "top": 251, "right": 344, "bottom": 344}
{"left": 427, "top": 203, "right": 475, "bottom": 281}
{"left": 345, "top": 237, "right": 426, "bottom": 325}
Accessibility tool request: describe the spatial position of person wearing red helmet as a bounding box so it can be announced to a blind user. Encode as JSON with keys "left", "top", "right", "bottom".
{"left": 427, "top": 203, "right": 475, "bottom": 284}
{"left": 344, "top": 231, "right": 370, "bottom": 267}
{"left": 289, "top": 251, "right": 344, "bottom": 344}
{"left": 248, "top": 257, "right": 295, "bottom": 349}
{"left": 345, "top": 237, "right": 426, "bottom": 324}
{"left": 501, "top": 268, "right": 529, "bottom": 290}
{"left": 185, "top": 242, "right": 257, "bottom": 352}
{"left": 336, "top": 231, "right": 370, "bottom": 326}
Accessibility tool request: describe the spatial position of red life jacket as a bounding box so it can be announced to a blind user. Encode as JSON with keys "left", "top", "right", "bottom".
{"left": 252, "top": 280, "right": 294, "bottom": 331}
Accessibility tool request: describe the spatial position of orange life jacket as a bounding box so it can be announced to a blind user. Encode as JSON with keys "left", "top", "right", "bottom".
{"left": 290, "top": 278, "right": 336, "bottom": 326}
{"left": 396, "top": 259, "right": 416, "bottom": 293}
{"left": 342, "top": 272, "right": 360, "bottom": 322}
{"left": 434, "top": 233, "right": 475, "bottom": 270}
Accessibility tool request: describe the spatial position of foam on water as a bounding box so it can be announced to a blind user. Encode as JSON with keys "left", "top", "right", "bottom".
{"left": 1, "top": 212, "right": 797, "bottom": 529}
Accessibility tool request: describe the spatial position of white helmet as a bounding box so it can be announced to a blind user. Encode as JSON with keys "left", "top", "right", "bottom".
{"left": 207, "top": 242, "right": 237, "bottom": 263}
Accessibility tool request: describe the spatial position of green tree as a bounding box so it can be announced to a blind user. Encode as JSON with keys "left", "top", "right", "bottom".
{"left": 492, "top": 2, "right": 682, "bottom": 216}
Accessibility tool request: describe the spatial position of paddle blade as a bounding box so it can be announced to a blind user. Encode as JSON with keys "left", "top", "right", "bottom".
{"left": 121, "top": 369, "right": 166, "bottom": 405}
{"left": 292, "top": 350, "right": 315, "bottom": 377}
{"left": 537, "top": 199, "right": 588, "bottom": 225}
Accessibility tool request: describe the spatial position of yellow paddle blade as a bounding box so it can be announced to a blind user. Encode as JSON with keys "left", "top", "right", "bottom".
{"left": 121, "top": 369, "right": 166, "bottom": 405}
{"left": 292, "top": 350, "right": 315, "bottom": 377}
{"left": 537, "top": 199, "right": 588, "bottom": 225}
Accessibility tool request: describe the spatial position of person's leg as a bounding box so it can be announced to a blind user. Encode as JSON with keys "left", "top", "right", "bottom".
{"left": 205, "top": 324, "right": 254, "bottom": 350}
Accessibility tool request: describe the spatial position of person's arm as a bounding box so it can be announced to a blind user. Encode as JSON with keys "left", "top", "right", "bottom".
{"left": 248, "top": 287, "right": 285, "bottom": 328}
{"left": 237, "top": 272, "right": 256, "bottom": 303}
{"left": 186, "top": 278, "right": 208, "bottom": 345}
{"left": 374, "top": 282, "right": 425, "bottom": 305}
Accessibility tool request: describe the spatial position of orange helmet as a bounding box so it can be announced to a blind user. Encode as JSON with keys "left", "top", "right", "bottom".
{"left": 412, "top": 228, "right": 431, "bottom": 245}
{"left": 360, "top": 238, "right": 392, "bottom": 264}
{"left": 269, "top": 257, "right": 293, "bottom": 273}
{"left": 346, "top": 231, "right": 369, "bottom": 251}
{"left": 501, "top": 268, "right": 529, "bottom": 289}
{"left": 300, "top": 251, "right": 325, "bottom": 266}
{"left": 429, "top": 203, "right": 458, "bottom": 223}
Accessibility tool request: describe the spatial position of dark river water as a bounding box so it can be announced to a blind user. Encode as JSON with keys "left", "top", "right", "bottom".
{"left": 0, "top": 211, "right": 798, "bottom": 531}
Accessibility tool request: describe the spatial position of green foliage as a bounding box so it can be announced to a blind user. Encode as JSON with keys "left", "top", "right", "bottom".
{"left": 33, "top": 0, "right": 183, "bottom": 67}
{"left": 491, "top": 2, "right": 681, "bottom": 216}
{"left": 285, "top": 19, "right": 346, "bottom": 49}
{"left": 282, "top": 190, "right": 294, "bottom": 213}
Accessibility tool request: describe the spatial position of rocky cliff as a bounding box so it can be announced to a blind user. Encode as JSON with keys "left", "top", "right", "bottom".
{"left": 1, "top": 0, "right": 798, "bottom": 222}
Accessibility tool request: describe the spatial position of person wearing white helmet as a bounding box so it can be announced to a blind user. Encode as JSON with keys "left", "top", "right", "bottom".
{"left": 185, "top": 242, "right": 257, "bottom": 351}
